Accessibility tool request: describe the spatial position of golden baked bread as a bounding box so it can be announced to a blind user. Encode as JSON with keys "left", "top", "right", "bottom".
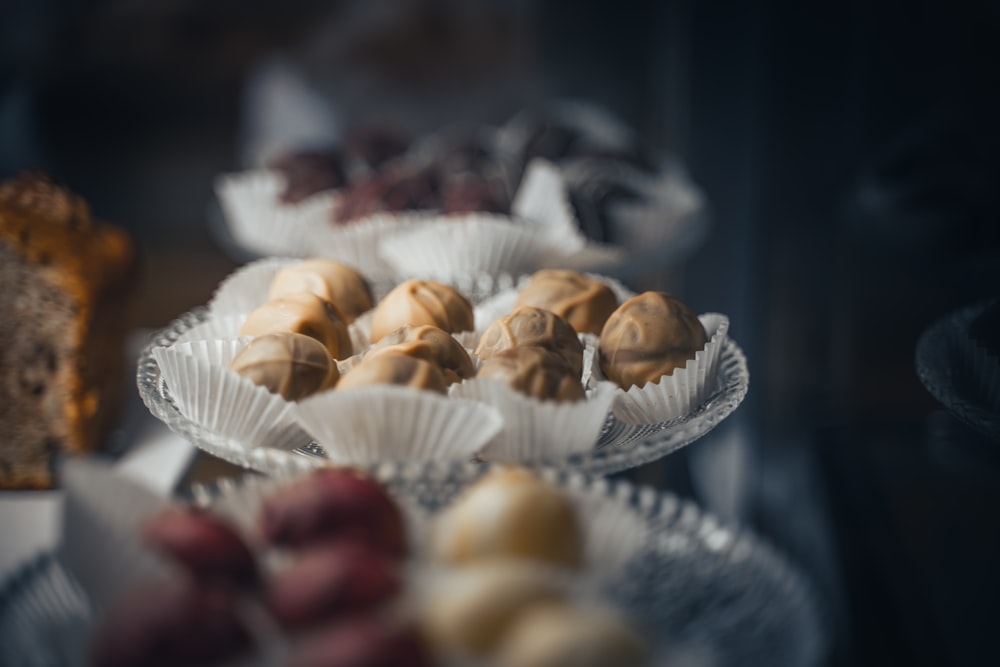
{"left": 0, "top": 174, "right": 137, "bottom": 489}
{"left": 515, "top": 270, "right": 617, "bottom": 335}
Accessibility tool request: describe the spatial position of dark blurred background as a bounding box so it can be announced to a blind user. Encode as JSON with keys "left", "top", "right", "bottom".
{"left": 2, "top": 1, "right": 999, "bottom": 664}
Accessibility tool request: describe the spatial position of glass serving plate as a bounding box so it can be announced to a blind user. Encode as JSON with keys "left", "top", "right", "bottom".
{"left": 138, "top": 308, "right": 747, "bottom": 477}
{"left": 915, "top": 300, "right": 999, "bottom": 441}
{"left": 0, "top": 463, "right": 825, "bottom": 667}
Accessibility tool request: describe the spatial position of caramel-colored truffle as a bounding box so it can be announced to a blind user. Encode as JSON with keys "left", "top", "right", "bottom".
{"left": 421, "top": 561, "right": 565, "bottom": 658}
{"left": 477, "top": 347, "right": 584, "bottom": 403}
{"left": 367, "top": 325, "right": 474, "bottom": 385}
{"left": 598, "top": 292, "right": 706, "bottom": 390}
{"left": 371, "top": 280, "right": 474, "bottom": 343}
{"left": 268, "top": 259, "right": 373, "bottom": 323}
{"left": 228, "top": 332, "right": 338, "bottom": 401}
{"left": 239, "top": 292, "right": 353, "bottom": 360}
{"left": 515, "top": 270, "right": 617, "bottom": 335}
{"left": 476, "top": 307, "right": 584, "bottom": 379}
{"left": 432, "top": 467, "right": 584, "bottom": 569}
{"left": 494, "top": 603, "right": 648, "bottom": 667}
{"left": 337, "top": 352, "right": 447, "bottom": 395}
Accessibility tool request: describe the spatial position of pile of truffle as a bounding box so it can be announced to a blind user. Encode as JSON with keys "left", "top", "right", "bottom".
{"left": 89, "top": 466, "right": 647, "bottom": 667}
{"left": 228, "top": 258, "right": 708, "bottom": 408}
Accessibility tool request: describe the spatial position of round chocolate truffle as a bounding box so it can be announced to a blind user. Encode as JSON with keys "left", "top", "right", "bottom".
{"left": 477, "top": 347, "right": 584, "bottom": 403}
{"left": 515, "top": 270, "right": 617, "bottom": 335}
{"left": 370, "top": 280, "right": 474, "bottom": 343}
{"left": 599, "top": 292, "right": 706, "bottom": 390}
{"left": 432, "top": 467, "right": 584, "bottom": 569}
{"left": 229, "top": 332, "right": 339, "bottom": 401}
{"left": 239, "top": 292, "right": 353, "bottom": 360}
{"left": 366, "top": 325, "right": 474, "bottom": 385}
{"left": 337, "top": 352, "right": 448, "bottom": 395}
{"left": 494, "top": 603, "right": 648, "bottom": 667}
{"left": 475, "top": 307, "right": 584, "bottom": 379}
{"left": 421, "top": 561, "right": 565, "bottom": 658}
{"left": 268, "top": 260, "right": 373, "bottom": 323}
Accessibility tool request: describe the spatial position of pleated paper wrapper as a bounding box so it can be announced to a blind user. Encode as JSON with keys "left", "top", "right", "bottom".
{"left": 291, "top": 385, "right": 503, "bottom": 465}
{"left": 604, "top": 314, "right": 731, "bottom": 425}
{"left": 215, "top": 170, "right": 335, "bottom": 257}
{"left": 152, "top": 338, "right": 311, "bottom": 452}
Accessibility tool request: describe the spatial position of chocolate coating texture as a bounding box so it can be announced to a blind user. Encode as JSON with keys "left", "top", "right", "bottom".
{"left": 367, "top": 324, "right": 474, "bottom": 385}
{"left": 477, "top": 347, "right": 584, "bottom": 403}
{"left": 269, "top": 259, "right": 373, "bottom": 323}
{"left": 229, "top": 332, "right": 339, "bottom": 401}
{"left": 599, "top": 291, "right": 706, "bottom": 389}
{"left": 476, "top": 307, "right": 584, "bottom": 379}
{"left": 371, "top": 280, "right": 474, "bottom": 343}
{"left": 240, "top": 292, "right": 353, "bottom": 360}
{"left": 515, "top": 270, "right": 617, "bottom": 335}
{"left": 337, "top": 353, "right": 448, "bottom": 395}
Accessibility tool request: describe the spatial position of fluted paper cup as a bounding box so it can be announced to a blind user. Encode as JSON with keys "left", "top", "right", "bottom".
{"left": 215, "top": 170, "right": 335, "bottom": 257}
{"left": 606, "top": 314, "right": 730, "bottom": 424}
{"left": 453, "top": 379, "right": 617, "bottom": 462}
{"left": 308, "top": 213, "right": 415, "bottom": 276}
{"left": 209, "top": 256, "right": 300, "bottom": 316}
{"left": 510, "top": 159, "right": 587, "bottom": 251}
{"left": 292, "top": 386, "right": 503, "bottom": 464}
{"left": 172, "top": 313, "right": 246, "bottom": 345}
{"left": 152, "top": 339, "right": 311, "bottom": 452}
{"left": 379, "top": 215, "right": 562, "bottom": 281}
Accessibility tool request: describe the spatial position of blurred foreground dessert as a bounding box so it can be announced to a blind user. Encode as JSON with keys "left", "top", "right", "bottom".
{"left": 0, "top": 174, "right": 136, "bottom": 489}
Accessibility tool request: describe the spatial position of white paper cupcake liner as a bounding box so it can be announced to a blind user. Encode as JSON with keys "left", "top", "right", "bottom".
{"left": 510, "top": 159, "right": 587, "bottom": 251}
{"left": 209, "top": 256, "right": 300, "bottom": 317}
{"left": 291, "top": 386, "right": 503, "bottom": 465}
{"left": 308, "top": 213, "right": 416, "bottom": 276}
{"left": 152, "top": 339, "right": 311, "bottom": 452}
{"left": 172, "top": 313, "right": 245, "bottom": 345}
{"left": 452, "top": 379, "right": 618, "bottom": 463}
{"left": 58, "top": 460, "right": 170, "bottom": 612}
{"left": 608, "top": 314, "right": 730, "bottom": 425}
{"left": 173, "top": 310, "right": 369, "bottom": 355}
{"left": 379, "top": 215, "right": 561, "bottom": 281}
{"left": 215, "top": 170, "right": 335, "bottom": 257}
{"left": 472, "top": 272, "right": 637, "bottom": 333}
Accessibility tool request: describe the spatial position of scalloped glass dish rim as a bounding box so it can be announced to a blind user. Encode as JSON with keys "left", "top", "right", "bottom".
{"left": 0, "top": 462, "right": 826, "bottom": 667}
{"left": 137, "top": 304, "right": 749, "bottom": 477}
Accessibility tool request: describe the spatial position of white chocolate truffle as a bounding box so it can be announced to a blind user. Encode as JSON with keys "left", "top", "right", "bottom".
{"left": 268, "top": 259, "right": 373, "bottom": 323}
{"left": 370, "top": 280, "right": 474, "bottom": 343}
{"left": 239, "top": 292, "right": 353, "bottom": 360}
{"left": 421, "top": 561, "right": 565, "bottom": 659}
{"left": 432, "top": 467, "right": 583, "bottom": 569}
{"left": 337, "top": 352, "right": 448, "bottom": 395}
{"left": 494, "top": 603, "right": 648, "bottom": 667}
{"left": 229, "top": 332, "right": 339, "bottom": 400}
